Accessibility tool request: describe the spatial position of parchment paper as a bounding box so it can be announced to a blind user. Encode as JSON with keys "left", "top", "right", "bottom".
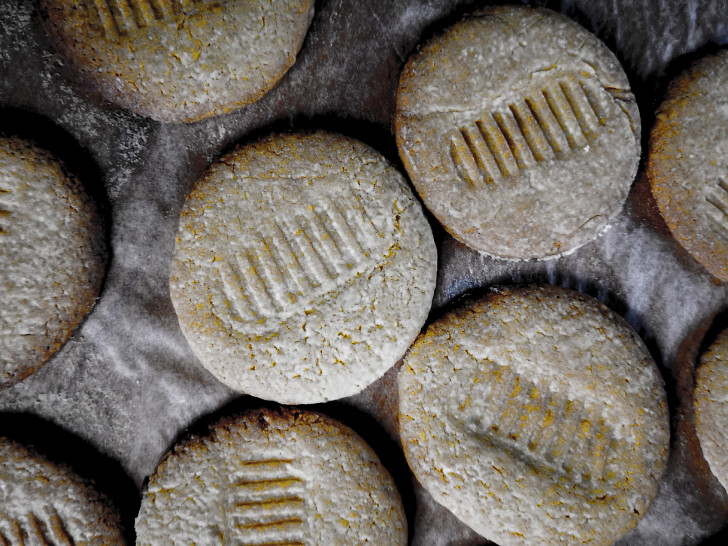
{"left": 2, "top": 0, "right": 728, "bottom": 543}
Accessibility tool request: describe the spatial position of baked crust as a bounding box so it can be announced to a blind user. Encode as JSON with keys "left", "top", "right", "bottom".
{"left": 39, "top": 0, "right": 315, "bottom": 122}
{"left": 647, "top": 49, "right": 728, "bottom": 282}
{"left": 0, "top": 436, "right": 123, "bottom": 543}
{"left": 398, "top": 285, "right": 669, "bottom": 544}
{"left": 394, "top": 5, "right": 640, "bottom": 260}
{"left": 170, "top": 131, "right": 437, "bottom": 403}
{"left": 0, "top": 137, "right": 106, "bottom": 388}
{"left": 136, "top": 407, "right": 407, "bottom": 544}
{"left": 694, "top": 327, "right": 728, "bottom": 491}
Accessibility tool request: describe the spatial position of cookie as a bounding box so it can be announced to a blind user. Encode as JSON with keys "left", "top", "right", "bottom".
{"left": 394, "top": 5, "right": 640, "bottom": 260}
{"left": 0, "top": 436, "right": 123, "bottom": 543}
{"left": 648, "top": 49, "right": 728, "bottom": 282}
{"left": 0, "top": 137, "right": 106, "bottom": 389}
{"left": 694, "top": 327, "right": 728, "bottom": 491}
{"left": 398, "top": 285, "right": 669, "bottom": 545}
{"left": 39, "top": 0, "right": 315, "bottom": 123}
{"left": 136, "top": 407, "right": 407, "bottom": 544}
{"left": 170, "top": 131, "right": 437, "bottom": 404}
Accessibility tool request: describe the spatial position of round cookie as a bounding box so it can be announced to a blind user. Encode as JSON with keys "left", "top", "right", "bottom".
{"left": 394, "top": 5, "right": 640, "bottom": 260}
{"left": 648, "top": 49, "right": 728, "bottom": 282}
{"left": 694, "top": 327, "right": 728, "bottom": 491}
{"left": 0, "top": 436, "right": 123, "bottom": 543}
{"left": 0, "top": 137, "right": 106, "bottom": 389}
{"left": 39, "top": 0, "right": 315, "bottom": 123}
{"left": 136, "top": 407, "right": 407, "bottom": 544}
{"left": 398, "top": 285, "right": 669, "bottom": 545}
{"left": 170, "top": 131, "right": 437, "bottom": 404}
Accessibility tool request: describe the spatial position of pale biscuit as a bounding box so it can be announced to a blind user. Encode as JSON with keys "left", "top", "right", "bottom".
{"left": 394, "top": 5, "right": 640, "bottom": 260}
{"left": 0, "top": 137, "right": 106, "bottom": 389}
{"left": 647, "top": 49, "right": 728, "bottom": 282}
{"left": 170, "top": 131, "right": 437, "bottom": 404}
{"left": 39, "top": 0, "right": 314, "bottom": 123}
{"left": 398, "top": 285, "right": 669, "bottom": 545}
{"left": 135, "top": 407, "right": 407, "bottom": 544}
{"left": 694, "top": 327, "right": 728, "bottom": 491}
{"left": 0, "top": 436, "right": 123, "bottom": 543}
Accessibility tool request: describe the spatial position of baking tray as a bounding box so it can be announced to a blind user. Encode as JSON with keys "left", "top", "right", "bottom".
{"left": 2, "top": 0, "right": 728, "bottom": 543}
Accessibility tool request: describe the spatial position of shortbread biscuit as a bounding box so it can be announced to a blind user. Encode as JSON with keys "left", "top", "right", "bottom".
{"left": 39, "top": 0, "right": 314, "bottom": 123}
{"left": 136, "top": 407, "right": 407, "bottom": 544}
{"left": 170, "top": 131, "right": 437, "bottom": 403}
{"left": 0, "top": 137, "right": 106, "bottom": 388}
{"left": 648, "top": 50, "right": 728, "bottom": 282}
{"left": 0, "top": 436, "right": 123, "bottom": 543}
{"left": 694, "top": 327, "right": 728, "bottom": 491}
{"left": 394, "top": 6, "right": 640, "bottom": 260}
{"left": 399, "top": 285, "right": 669, "bottom": 545}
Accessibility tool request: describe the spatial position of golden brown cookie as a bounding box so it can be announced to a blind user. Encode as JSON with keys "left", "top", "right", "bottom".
{"left": 394, "top": 5, "right": 640, "bottom": 260}
{"left": 398, "top": 285, "right": 669, "bottom": 544}
{"left": 169, "top": 131, "right": 437, "bottom": 404}
{"left": 135, "top": 407, "right": 407, "bottom": 544}
{"left": 648, "top": 49, "right": 728, "bottom": 282}
{"left": 0, "top": 137, "right": 106, "bottom": 389}
{"left": 0, "top": 436, "right": 123, "bottom": 543}
{"left": 694, "top": 327, "right": 728, "bottom": 491}
{"left": 39, "top": 0, "right": 315, "bottom": 122}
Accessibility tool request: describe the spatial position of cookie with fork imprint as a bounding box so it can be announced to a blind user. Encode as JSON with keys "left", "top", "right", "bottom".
{"left": 135, "top": 407, "right": 407, "bottom": 544}
{"left": 0, "top": 137, "right": 106, "bottom": 389}
{"left": 169, "top": 131, "right": 437, "bottom": 404}
{"left": 0, "top": 436, "right": 123, "bottom": 543}
{"left": 694, "top": 326, "right": 728, "bottom": 491}
{"left": 39, "top": 0, "right": 314, "bottom": 122}
{"left": 394, "top": 5, "right": 640, "bottom": 260}
{"left": 648, "top": 49, "right": 728, "bottom": 282}
{"left": 398, "top": 285, "right": 669, "bottom": 545}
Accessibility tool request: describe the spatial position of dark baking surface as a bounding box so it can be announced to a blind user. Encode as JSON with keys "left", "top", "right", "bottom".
{"left": 2, "top": 0, "right": 728, "bottom": 543}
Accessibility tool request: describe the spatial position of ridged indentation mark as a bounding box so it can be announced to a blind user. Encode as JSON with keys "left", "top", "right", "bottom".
{"left": 508, "top": 102, "right": 554, "bottom": 163}
{"left": 322, "top": 205, "right": 367, "bottom": 264}
{"left": 233, "top": 477, "right": 303, "bottom": 491}
{"left": 450, "top": 77, "right": 606, "bottom": 189}
{"left": 558, "top": 80, "right": 601, "bottom": 142}
{"left": 493, "top": 110, "right": 538, "bottom": 170}
{"left": 525, "top": 92, "right": 570, "bottom": 154}
{"left": 302, "top": 210, "right": 347, "bottom": 277}
{"left": 0, "top": 188, "right": 9, "bottom": 235}
{"left": 461, "top": 359, "right": 616, "bottom": 485}
{"left": 85, "top": 0, "right": 184, "bottom": 38}
{"left": 464, "top": 123, "right": 505, "bottom": 185}
{"left": 212, "top": 188, "right": 387, "bottom": 325}
{"left": 476, "top": 115, "right": 520, "bottom": 178}
{"left": 227, "top": 459, "right": 307, "bottom": 545}
{"left": 343, "top": 188, "right": 384, "bottom": 244}
{"left": 450, "top": 130, "right": 488, "bottom": 190}
{"left": 253, "top": 234, "right": 294, "bottom": 310}
{"left": 0, "top": 509, "right": 73, "bottom": 546}
{"left": 237, "top": 250, "right": 281, "bottom": 315}
{"left": 234, "top": 518, "right": 304, "bottom": 531}
{"left": 706, "top": 177, "right": 728, "bottom": 235}
{"left": 542, "top": 82, "right": 588, "bottom": 150}
{"left": 283, "top": 217, "right": 332, "bottom": 288}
